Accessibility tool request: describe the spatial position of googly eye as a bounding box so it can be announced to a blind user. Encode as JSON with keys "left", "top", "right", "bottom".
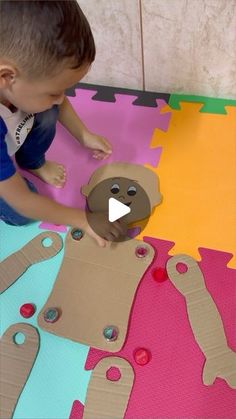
{"left": 110, "top": 183, "right": 120, "bottom": 194}
{"left": 127, "top": 185, "right": 137, "bottom": 196}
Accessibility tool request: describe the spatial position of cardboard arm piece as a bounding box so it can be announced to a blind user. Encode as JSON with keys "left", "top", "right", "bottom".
{"left": 0, "top": 231, "right": 63, "bottom": 294}
{"left": 83, "top": 357, "right": 134, "bottom": 419}
{"left": 167, "top": 254, "right": 236, "bottom": 389}
{"left": 0, "top": 323, "right": 40, "bottom": 419}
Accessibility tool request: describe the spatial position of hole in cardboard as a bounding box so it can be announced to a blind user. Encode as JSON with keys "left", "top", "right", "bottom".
{"left": 135, "top": 245, "right": 149, "bottom": 258}
{"left": 106, "top": 366, "right": 121, "bottom": 381}
{"left": 41, "top": 237, "right": 53, "bottom": 247}
{"left": 13, "top": 332, "right": 26, "bottom": 345}
{"left": 176, "top": 262, "right": 188, "bottom": 273}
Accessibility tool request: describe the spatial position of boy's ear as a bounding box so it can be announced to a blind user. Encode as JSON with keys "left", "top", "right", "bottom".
{"left": 0, "top": 65, "right": 17, "bottom": 88}
{"left": 81, "top": 184, "right": 90, "bottom": 197}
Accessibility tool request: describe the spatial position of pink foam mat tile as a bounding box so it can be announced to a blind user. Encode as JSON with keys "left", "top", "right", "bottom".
{"left": 20, "top": 89, "right": 171, "bottom": 210}
{"left": 39, "top": 222, "right": 68, "bottom": 233}
{"left": 69, "top": 400, "right": 84, "bottom": 419}
{"left": 84, "top": 238, "right": 236, "bottom": 418}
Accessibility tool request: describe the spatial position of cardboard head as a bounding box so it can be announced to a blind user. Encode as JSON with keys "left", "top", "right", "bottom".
{"left": 81, "top": 163, "right": 162, "bottom": 223}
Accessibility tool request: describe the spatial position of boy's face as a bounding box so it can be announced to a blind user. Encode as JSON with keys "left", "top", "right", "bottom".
{"left": 0, "top": 63, "right": 90, "bottom": 113}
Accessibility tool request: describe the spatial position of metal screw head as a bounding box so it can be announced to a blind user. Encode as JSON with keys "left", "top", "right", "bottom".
{"left": 71, "top": 228, "right": 84, "bottom": 241}
{"left": 43, "top": 307, "right": 60, "bottom": 323}
{"left": 103, "top": 326, "right": 119, "bottom": 342}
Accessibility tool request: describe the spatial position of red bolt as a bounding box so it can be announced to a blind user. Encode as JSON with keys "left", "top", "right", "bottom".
{"left": 152, "top": 267, "right": 168, "bottom": 282}
{"left": 20, "top": 303, "right": 36, "bottom": 318}
{"left": 134, "top": 348, "right": 151, "bottom": 366}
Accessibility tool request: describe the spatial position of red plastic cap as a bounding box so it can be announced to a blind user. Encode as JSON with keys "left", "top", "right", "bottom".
{"left": 20, "top": 303, "right": 36, "bottom": 318}
{"left": 152, "top": 267, "right": 168, "bottom": 282}
{"left": 134, "top": 348, "right": 151, "bottom": 365}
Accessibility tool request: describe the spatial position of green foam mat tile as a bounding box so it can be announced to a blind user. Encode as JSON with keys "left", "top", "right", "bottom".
{"left": 169, "top": 93, "right": 236, "bottom": 114}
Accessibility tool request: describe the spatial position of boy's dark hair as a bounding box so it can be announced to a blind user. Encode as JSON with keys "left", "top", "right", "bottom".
{"left": 0, "top": 0, "right": 95, "bottom": 78}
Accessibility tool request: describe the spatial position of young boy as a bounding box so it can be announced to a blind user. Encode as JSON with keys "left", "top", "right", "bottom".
{"left": 0, "top": 0, "right": 124, "bottom": 246}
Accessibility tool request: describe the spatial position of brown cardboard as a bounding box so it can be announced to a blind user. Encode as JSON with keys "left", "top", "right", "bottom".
{"left": 0, "top": 232, "right": 63, "bottom": 294}
{"left": 167, "top": 254, "right": 236, "bottom": 389}
{"left": 0, "top": 323, "right": 39, "bottom": 419}
{"left": 38, "top": 231, "right": 155, "bottom": 351}
{"left": 81, "top": 162, "right": 162, "bottom": 225}
{"left": 83, "top": 357, "right": 134, "bottom": 419}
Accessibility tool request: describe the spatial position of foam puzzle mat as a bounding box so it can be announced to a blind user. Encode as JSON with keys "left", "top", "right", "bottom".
{"left": 0, "top": 84, "right": 236, "bottom": 418}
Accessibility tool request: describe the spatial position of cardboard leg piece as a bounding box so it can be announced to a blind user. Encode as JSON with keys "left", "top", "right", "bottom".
{"left": 167, "top": 254, "right": 236, "bottom": 389}
{"left": 83, "top": 357, "right": 134, "bottom": 419}
{"left": 0, "top": 323, "right": 40, "bottom": 419}
{"left": 38, "top": 231, "right": 155, "bottom": 351}
{"left": 0, "top": 232, "right": 63, "bottom": 294}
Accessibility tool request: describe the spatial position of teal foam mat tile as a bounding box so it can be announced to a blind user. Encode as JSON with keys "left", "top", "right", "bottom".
{"left": 0, "top": 221, "right": 91, "bottom": 418}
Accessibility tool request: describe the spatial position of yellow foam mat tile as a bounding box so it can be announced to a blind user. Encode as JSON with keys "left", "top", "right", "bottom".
{"left": 142, "top": 103, "right": 236, "bottom": 267}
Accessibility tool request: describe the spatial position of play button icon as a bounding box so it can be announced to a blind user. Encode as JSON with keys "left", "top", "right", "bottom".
{"left": 108, "top": 197, "right": 131, "bottom": 222}
{"left": 81, "top": 162, "right": 162, "bottom": 242}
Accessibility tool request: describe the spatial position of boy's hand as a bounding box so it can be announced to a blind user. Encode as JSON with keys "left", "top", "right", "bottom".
{"left": 81, "top": 130, "right": 112, "bottom": 160}
{"left": 58, "top": 98, "right": 112, "bottom": 159}
{"left": 87, "top": 212, "right": 127, "bottom": 241}
{"left": 81, "top": 211, "right": 127, "bottom": 247}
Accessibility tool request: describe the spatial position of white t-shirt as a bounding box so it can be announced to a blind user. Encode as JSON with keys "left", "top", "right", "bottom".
{"left": 0, "top": 103, "right": 34, "bottom": 156}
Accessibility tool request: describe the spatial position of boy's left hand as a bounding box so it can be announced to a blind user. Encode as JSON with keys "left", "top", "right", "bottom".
{"left": 82, "top": 130, "right": 112, "bottom": 160}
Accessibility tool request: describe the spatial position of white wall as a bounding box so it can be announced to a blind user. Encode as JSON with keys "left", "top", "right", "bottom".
{"left": 79, "top": 0, "right": 236, "bottom": 98}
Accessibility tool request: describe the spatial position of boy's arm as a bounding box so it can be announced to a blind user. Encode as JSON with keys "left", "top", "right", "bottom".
{"left": 58, "top": 97, "right": 112, "bottom": 158}
{"left": 58, "top": 96, "right": 88, "bottom": 143}
{"left": 0, "top": 172, "right": 105, "bottom": 246}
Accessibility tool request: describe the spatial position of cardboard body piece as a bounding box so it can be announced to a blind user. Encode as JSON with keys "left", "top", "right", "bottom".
{"left": 167, "top": 254, "right": 236, "bottom": 389}
{"left": 38, "top": 231, "right": 155, "bottom": 351}
{"left": 0, "top": 323, "right": 40, "bottom": 419}
{"left": 0, "top": 232, "right": 63, "bottom": 294}
{"left": 83, "top": 357, "right": 134, "bottom": 419}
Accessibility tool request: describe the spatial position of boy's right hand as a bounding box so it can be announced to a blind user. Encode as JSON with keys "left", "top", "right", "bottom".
{"left": 82, "top": 211, "right": 127, "bottom": 247}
